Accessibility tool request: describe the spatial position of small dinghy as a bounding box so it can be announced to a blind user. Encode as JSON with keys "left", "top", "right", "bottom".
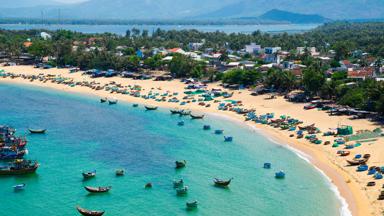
{"left": 175, "top": 160, "right": 187, "bottom": 169}
{"left": 203, "top": 125, "right": 211, "bottom": 130}
{"left": 224, "top": 136, "right": 233, "bottom": 142}
{"left": 145, "top": 105, "right": 158, "bottom": 110}
{"left": 132, "top": 104, "right": 139, "bottom": 107}
{"left": 173, "top": 179, "right": 184, "bottom": 188}
{"left": 213, "top": 178, "right": 233, "bottom": 187}
{"left": 28, "top": 129, "right": 46, "bottom": 134}
{"left": 115, "top": 169, "right": 125, "bottom": 176}
{"left": 177, "top": 121, "right": 185, "bottom": 126}
{"left": 108, "top": 99, "right": 118, "bottom": 105}
{"left": 84, "top": 186, "right": 111, "bottom": 193}
{"left": 145, "top": 182, "right": 153, "bottom": 189}
{"left": 100, "top": 97, "right": 107, "bottom": 103}
{"left": 186, "top": 200, "right": 198, "bottom": 209}
{"left": 76, "top": 206, "right": 105, "bottom": 216}
{"left": 82, "top": 170, "right": 96, "bottom": 179}
{"left": 190, "top": 113, "right": 204, "bottom": 119}
{"left": 275, "top": 170, "right": 285, "bottom": 179}
{"left": 13, "top": 183, "right": 26, "bottom": 190}
{"left": 263, "top": 163, "right": 271, "bottom": 169}
{"left": 176, "top": 186, "right": 188, "bottom": 195}
{"left": 214, "top": 130, "right": 224, "bottom": 135}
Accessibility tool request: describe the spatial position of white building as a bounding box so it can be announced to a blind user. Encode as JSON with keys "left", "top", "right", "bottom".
{"left": 245, "top": 43, "right": 262, "bottom": 54}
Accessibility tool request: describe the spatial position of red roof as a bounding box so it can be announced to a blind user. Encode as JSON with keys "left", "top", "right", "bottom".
{"left": 168, "top": 48, "right": 182, "bottom": 53}
{"left": 347, "top": 67, "right": 374, "bottom": 78}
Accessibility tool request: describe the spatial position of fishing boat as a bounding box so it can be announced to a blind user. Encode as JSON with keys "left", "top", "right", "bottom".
{"left": 76, "top": 206, "right": 105, "bottom": 216}
{"left": 190, "top": 113, "right": 204, "bottom": 119}
{"left": 357, "top": 164, "right": 368, "bottom": 171}
{"left": 108, "top": 99, "right": 118, "bottom": 105}
{"left": 145, "top": 105, "right": 158, "bottom": 110}
{"left": 115, "top": 169, "right": 125, "bottom": 176}
{"left": 346, "top": 154, "right": 370, "bottom": 166}
{"left": 0, "top": 160, "right": 39, "bottom": 175}
{"left": 100, "top": 98, "right": 107, "bottom": 103}
{"left": 28, "top": 129, "right": 46, "bottom": 134}
{"left": 213, "top": 178, "right": 233, "bottom": 187}
{"left": 339, "top": 151, "right": 350, "bottom": 156}
{"left": 178, "top": 121, "right": 185, "bottom": 126}
{"left": 132, "top": 104, "right": 139, "bottom": 107}
{"left": 84, "top": 186, "right": 112, "bottom": 193}
{"left": 179, "top": 110, "right": 191, "bottom": 116}
{"left": 203, "top": 125, "right": 211, "bottom": 130}
{"left": 0, "top": 148, "right": 26, "bottom": 160}
{"left": 170, "top": 109, "right": 181, "bottom": 114}
{"left": 13, "top": 183, "right": 26, "bottom": 190}
{"left": 214, "top": 130, "right": 224, "bottom": 135}
{"left": 176, "top": 186, "right": 188, "bottom": 195}
{"left": 263, "top": 163, "right": 271, "bottom": 169}
{"left": 367, "top": 181, "right": 376, "bottom": 187}
{"left": 175, "top": 160, "right": 187, "bottom": 169}
{"left": 82, "top": 170, "right": 96, "bottom": 179}
{"left": 145, "top": 182, "right": 152, "bottom": 188}
{"left": 275, "top": 170, "right": 285, "bottom": 179}
{"left": 186, "top": 200, "right": 198, "bottom": 209}
{"left": 224, "top": 136, "right": 233, "bottom": 142}
{"left": 173, "top": 179, "right": 184, "bottom": 188}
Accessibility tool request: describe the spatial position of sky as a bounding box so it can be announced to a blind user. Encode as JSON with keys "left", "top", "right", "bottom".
{"left": 54, "top": 0, "right": 87, "bottom": 3}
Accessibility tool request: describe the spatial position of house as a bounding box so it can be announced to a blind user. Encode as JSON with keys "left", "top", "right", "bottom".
{"left": 347, "top": 67, "right": 374, "bottom": 80}
{"left": 168, "top": 48, "right": 186, "bottom": 55}
{"left": 297, "top": 47, "right": 319, "bottom": 56}
{"left": 188, "top": 42, "right": 204, "bottom": 51}
{"left": 264, "top": 47, "right": 281, "bottom": 55}
{"left": 245, "top": 43, "right": 262, "bottom": 55}
{"left": 23, "top": 41, "right": 33, "bottom": 48}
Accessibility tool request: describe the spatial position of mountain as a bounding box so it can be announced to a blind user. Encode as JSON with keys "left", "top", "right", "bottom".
{"left": 199, "top": 0, "right": 384, "bottom": 20}
{"left": 0, "top": 0, "right": 383, "bottom": 20}
{"left": 258, "top": 9, "right": 330, "bottom": 24}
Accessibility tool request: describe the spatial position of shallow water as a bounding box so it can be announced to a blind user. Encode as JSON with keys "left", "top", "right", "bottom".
{"left": 0, "top": 83, "right": 340, "bottom": 216}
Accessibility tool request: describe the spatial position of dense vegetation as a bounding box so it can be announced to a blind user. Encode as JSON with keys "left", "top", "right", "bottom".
{"left": 1, "top": 22, "right": 384, "bottom": 114}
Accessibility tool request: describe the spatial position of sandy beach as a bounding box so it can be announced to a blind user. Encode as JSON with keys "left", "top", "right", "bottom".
{"left": 1, "top": 65, "right": 382, "bottom": 216}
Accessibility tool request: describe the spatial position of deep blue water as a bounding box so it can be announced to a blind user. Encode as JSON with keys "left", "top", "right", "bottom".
{"left": 0, "top": 83, "right": 341, "bottom": 216}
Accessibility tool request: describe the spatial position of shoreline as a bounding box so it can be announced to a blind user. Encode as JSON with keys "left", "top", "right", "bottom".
{"left": 0, "top": 66, "right": 377, "bottom": 216}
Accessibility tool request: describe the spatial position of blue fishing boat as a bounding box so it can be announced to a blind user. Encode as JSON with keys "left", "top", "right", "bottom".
{"left": 375, "top": 173, "right": 383, "bottom": 180}
{"left": 224, "top": 136, "right": 233, "bottom": 142}
{"left": 275, "top": 170, "right": 285, "bottom": 179}
{"left": 203, "top": 125, "right": 211, "bottom": 130}
{"left": 357, "top": 165, "right": 368, "bottom": 172}
{"left": 0, "top": 148, "right": 26, "bottom": 160}
{"left": 13, "top": 183, "right": 26, "bottom": 190}
{"left": 368, "top": 169, "right": 376, "bottom": 175}
{"left": 263, "top": 163, "right": 271, "bottom": 169}
{"left": 215, "top": 130, "right": 224, "bottom": 135}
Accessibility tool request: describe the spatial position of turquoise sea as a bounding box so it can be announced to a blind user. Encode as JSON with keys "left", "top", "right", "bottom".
{"left": 0, "top": 83, "right": 342, "bottom": 216}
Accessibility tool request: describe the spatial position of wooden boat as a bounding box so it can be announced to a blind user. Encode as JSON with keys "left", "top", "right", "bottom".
{"left": 0, "top": 160, "right": 39, "bottom": 175}
{"left": 145, "top": 182, "right": 152, "bottom": 188}
{"left": 224, "top": 136, "right": 233, "bottom": 142}
{"left": 367, "top": 181, "right": 376, "bottom": 187}
{"left": 173, "top": 179, "right": 184, "bottom": 188}
{"left": 190, "top": 113, "right": 204, "bottom": 119}
{"left": 203, "top": 125, "right": 211, "bottom": 130}
{"left": 275, "top": 170, "right": 286, "bottom": 179}
{"left": 115, "top": 169, "right": 125, "bottom": 176}
{"left": 346, "top": 157, "right": 370, "bottom": 166}
{"left": 28, "top": 129, "right": 46, "bottom": 134}
{"left": 84, "top": 186, "right": 111, "bottom": 193}
{"left": 175, "top": 160, "right": 187, "bottom": 169}
{"left": 186, "top": 200, "right": 198, "bottom": 209}
{"left": 13, "top": 183, "right": 26, "bottom": 190}
{"left": 339, "top": 151, "right": 350, "bottom": 156}
{"left": 82, "top": 170, "right": 96, "bottom": 178}
{"left": 170, "top": 109, "right": 181, "bottom": 114}
{"left": 76, "top": 206, "right": 105, "bottom": 216}
{"left": 214, "top": 178, "right": 233, "bottom": 187}
{"left": 263, "top": 163, "right": 271, "bottom": 169}
{"left": 215, "top": 130, "right": 224, "bottom": 135}
{"left": 145, "top": 105, "right": 158, "bottom": 110}
{"left": 176, "top": 186, "right": 188, "bottom": 195}
{"left": 100, "top": 98, "right": 107, "bottom": 103}
{"left": 108, "top": 99, "right": 118, "bottom": 105}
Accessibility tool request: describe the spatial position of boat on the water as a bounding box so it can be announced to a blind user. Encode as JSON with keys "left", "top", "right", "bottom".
{"left": 179, "top": 110, "right": 191, "bottom": 116}
{"left": 133, "top": 104, "right": 139, "bottom": 107}
{"left": 175, "top": 160, "right": 187, "bottom": 169}
{"left": 177, "top": 121, "right": 185, "bottom": 126}
{"left": 214, "top": 130, "right": 224, "bottom": 135}
{"left": 176, "top": 186, "right": 188, "bottom": 195}
{"left": 170, "top": 109, "right": 181, "bottom": 114}
{"left": 0, "top": 159, "right": 39, "bottom": 175}
{"left": 100, "top": 98, "right": 107, "bottom": 103}
{"left": 0, "top": 148, "right": 26, "bottom": 160}
{"left": 76, "top": 206, "right": 105, "bottom": 216}
{"left": 213, "top": 178, "right": 233, "bottom": 187}
{"left": 28, "top": 129, "right": 46, "bottom": 134}
{"left": 186, "top": 200, "right": 198, "bottom": 209}
{"left": 224, "top": 136, "right": 233, "bottom": 142}
{"left": 203, "top": 125, "right": 211, "bottom": 130}
{"left": 115, "top": 169, "right": 125, "bottom": 176}
{"left": 275, "top": 170, "right": 285, "bottom": 179}
{"left": 82, "top": 170, "right": 96, "bottom": 179}
{"left": 13, "top": 183, "right": 26, "bottom": 190}
{"left": 108, "top": 99, "right": 118, "bottom": 105}
{"left": 145, "top": 182, "right": 153, "bottom": 188}
{"left": 145, "top": 105, "right": 158, "bottom": 110}
{"left": 263, "top": 163, "right": 271, "bottom": 169}
{"left": 173, "top": 179, "right": 184, "bottom": 188}
{"left": 190, "top": 113, "right": 204, "bottom": 119}
{"left": 84, "top": 186, "right": 112, "bottom": 193}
